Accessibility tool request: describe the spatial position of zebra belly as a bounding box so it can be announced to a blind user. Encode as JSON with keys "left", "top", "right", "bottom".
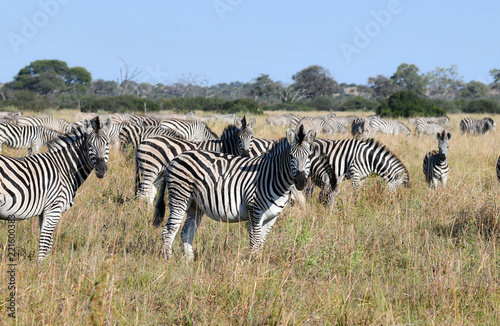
{"left": 192, "top": 185, "right": 249, "bottom": 223}
{"left": 260, "top": 192, "right": 290, "bottom": 222}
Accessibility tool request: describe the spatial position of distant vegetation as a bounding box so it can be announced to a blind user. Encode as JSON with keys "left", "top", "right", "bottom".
{"left": 1, "top": 59, "right": 500, "bottom": 117}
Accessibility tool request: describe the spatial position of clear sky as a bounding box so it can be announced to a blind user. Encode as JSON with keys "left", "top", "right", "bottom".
{"left": 0, "top": 0, "right": 498, "bottom": 86}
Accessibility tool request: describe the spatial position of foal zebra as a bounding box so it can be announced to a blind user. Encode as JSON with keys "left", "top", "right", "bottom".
{"left": 423, "top": 131, "right": 451, "bottom": 189}
{"left": 135, "top": 117, "right": 256, "bottom": 204}
{"left": 160, "top": 119, "right": 219, "bottom": 142}
{"left": 369, "top": 118, "right": 412, "bottom": 137}
{"left": 153, "top": 125, "right": 320, "bottom": 260}
{"left": 310, "top": 138, "right": 410, "bottom": 199}
{"left": 459, "top": 117, "right": 496, "bottom": 135}
{"left": 0, "top": 123, "right": 62, "bottom": 155}
{"left": 0, "top": 117, "right": 111, "bottom": 261}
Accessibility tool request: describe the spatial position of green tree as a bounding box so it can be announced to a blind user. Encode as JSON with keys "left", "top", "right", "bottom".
{"left": 292, "top": 65, "right": 339, "bottom": 99}
{"left": 391, "top": 63, "right": 427, "bottom": 95}
{"left": 249, "top": 74, "right": 280, "bottom": 103}
{"left": 426, "top": 65, "right": 464, "bottom": 99}
{"left": 489, "top": 69, "right": 500, "bottom": 89}
{"left": 367, "top": 75, "right": 401, "bottom": 100}
{"left": 459, "top": 81, "right": 489, "bottom": 99}
{"left": 377, "top": 90, "right": 445, "bottom": 118}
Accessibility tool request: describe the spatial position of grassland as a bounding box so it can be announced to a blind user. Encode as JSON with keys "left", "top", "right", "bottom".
{"left": 1, "top": 110, "right": 500, "bottom": 325}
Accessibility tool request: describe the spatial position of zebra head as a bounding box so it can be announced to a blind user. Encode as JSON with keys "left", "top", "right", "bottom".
{"left": 484, "top": 118, "right": 496, "bottom": 134}
{"left": 83, "top": 117, "right": 111, "bottom": 178}
{"left": 234, "top": 115, "right": 255, "bottom": 157}
{"left": 286, "top": 124, "right": 319, "bottom": 191}
{"left": 437, "top": 130, "right": 451, "bottom": 159}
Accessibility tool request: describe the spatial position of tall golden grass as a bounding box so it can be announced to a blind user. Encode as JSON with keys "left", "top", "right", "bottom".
{"left": 0, "top": 110, "right": 499, "bottom": 325}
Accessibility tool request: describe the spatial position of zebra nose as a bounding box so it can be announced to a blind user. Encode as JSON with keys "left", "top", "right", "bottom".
{"left": 294, "top": 172, "right": 308, "bottom": 191}
{"left": 95, "top": 158, "right": 108, "bottom": 178}
{"left": 242, "top": 149, "right": 250, "bottom": 157}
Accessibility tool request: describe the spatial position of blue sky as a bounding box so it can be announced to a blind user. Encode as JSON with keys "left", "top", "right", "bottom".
{"left": 0, "top": 0, "right": 498, "bottom": 86}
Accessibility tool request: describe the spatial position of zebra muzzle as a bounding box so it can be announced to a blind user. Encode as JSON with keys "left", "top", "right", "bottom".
{"left": 294, "top": 172, "right": 308, "bottom": 191}
{"left": 94, "top": 158, "right": 108, "bottom": 178}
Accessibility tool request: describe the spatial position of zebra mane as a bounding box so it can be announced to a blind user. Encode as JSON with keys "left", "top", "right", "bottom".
{"left": 362, "top": 138, "right": 410, "bottom": 186}
{"left": 203, "top": 122, "right": 219, "bottom": 139}
{"left": 219, "top": 124, "right": 239, "bottom": 141}
{"left": 263, "top": 137, "right": 290, "bottom": 158}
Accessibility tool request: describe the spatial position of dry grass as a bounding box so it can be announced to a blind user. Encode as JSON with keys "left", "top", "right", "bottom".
{"left": 1, "top": 110, "right": 500, "bottom": 325}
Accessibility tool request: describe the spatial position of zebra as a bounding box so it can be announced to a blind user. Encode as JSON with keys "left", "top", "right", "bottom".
{"left": 135, "top": 116, "right": 256, "bottom": 204}
{"left": 16, "top": 115, "right": 72, "bottom": 133}
{"left": 351, "top": 118, "right": 371, "bottom": 140}
{"left": 369, "top": 118, "right": 412, "bottom": 137}
{"left": 159, "top": 119, "right": 219, "bottom": 142}
{"left": 497, "top": 156, "right": 500, "bottom": 183}
{"left": 309, "top": 138, "right": 410, "bottom": 200}
{"left": 266, "top": 114, "right": 297, "bottom": 127}
{"left": 415, "top": 121, "right": 446, "bottom": 138}
{"left": 413, "top": 116, "right": 450, "bottom": 127}
{"left": 324, "top": 117, "right": 349, "bottom": 134}
{"left": 289, "top": 116, "right": 335, "bottom": 135}
{"left": 127, "top": 115, "right": 162, "bottom": 127}
{"left": 459, "top": 117, "right": 496, "bottom": 135}
{"left": 0, "top": 123, "right": 62, "bottom": 155}
{"left": 0, "top": 117, "right": 111, "bottom": 262}
{"left": 423, "top": 130, "right": 451, "bottom": 189}
{"left": 153, "top": 125, "right": 320, "bottom": 260}
{"left": 119, "top": 125, "right": 185, "bottom": 150}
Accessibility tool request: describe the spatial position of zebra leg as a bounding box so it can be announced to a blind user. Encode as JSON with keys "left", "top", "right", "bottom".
{"left": 260, "top": 217, "right": 278, "bottom": 244}
{"left": 180, "top": 204, "right": 203, "bottom": 261}
{"left": 441, "top": 175, "right": 448, "bottom": 188}
{"left": 38, "top": 206, "right": 63, "bottom": 262}
{"left": 162, "top": 200, "right": 189, "bottom": 259}
{"left": 248, "top": 209, "right": 263, "bottom": 252}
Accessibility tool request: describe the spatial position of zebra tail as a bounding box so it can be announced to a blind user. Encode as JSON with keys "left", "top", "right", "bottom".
{"left": 153, "top": 177, "right": 168, "bottom": 227}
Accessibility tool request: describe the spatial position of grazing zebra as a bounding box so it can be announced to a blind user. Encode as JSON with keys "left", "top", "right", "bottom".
{"left": 309, "top": 138, "right": 410, "bottom": 198}
{"left": 415, "top": 122, "right": 446, "bottom": 138}
{"left": 153, "top": 125, "right": 320, "bottom": 260}
{"left": 324, "top": 117, "right": 349, "bottom": 134}
{"left": 16, "top": 116, "right": 72, "bottom": 133}
{"left": 135, "top": 117, "right": 256, "bottom": 204}
{"left": 289, "top": 116, "right": 335, "bottom": 135}
{"left": 497, "top": 156, "right": 500, "bottom": 183}
{"left": 266, "top": 114, "right": 297, "bottom": 127}
{"left": 0, "top": 117, "right": 111, "bottom": 261}
{"left": 414, "top": 116, "right": 450, "bottom": 127}
{"left": 119, "top": 125, "right": 185, "bottom": 150}
{"left": 0, "top": 123, "right": 62, "bottom": 155}
{"left": 351, "top": 118, "right": 371, "bottom": 140}
{"left": 460, "top": 117, "right": 496, "bottom": 135}
{"left": 369, "top": 118, "right": 412, "bottom": 137}
{"left": 159, "top": 119, "right": 219, "bottom": 142}
{"left": 423, "top": 131, "right": 451, "bottom": 189}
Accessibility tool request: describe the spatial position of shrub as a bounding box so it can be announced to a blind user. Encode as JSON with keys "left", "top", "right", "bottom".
{"left": 338, "top": 96, "right": 380, "bottom": 112}
{"left": 462, "top": 99, "right": 500, "bottom": 114}
{"left": 80, "top": 95, "right": 160, "bottom": 113}
{"left": 377, "top": 90, "right": 446, "bottom": 118}
{"left": 0, "top": 90, "right": 49, "bottom": 111}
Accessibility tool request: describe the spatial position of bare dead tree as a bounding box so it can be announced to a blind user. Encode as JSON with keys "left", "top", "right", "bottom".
{"left": 173, "top": 73, "right": 201, "bottom": 98}
{"left": 277, "top": 83, "right": 308, "bottom": 103}
{"left": 201, "top": 76, "right": 222, "bottom": 99}
{"left": 0, "top": 84, "right": 5, "bottom": 100}
{"left": 117, "top": 58, "right": 141, "bottom": 95}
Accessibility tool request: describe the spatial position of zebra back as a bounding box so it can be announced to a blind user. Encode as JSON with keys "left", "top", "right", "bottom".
{"left": 120, "top": 125, "right": 185, "bottom": 149}
{"left": 160, "top": 119, "right": 218, "bottom": 142}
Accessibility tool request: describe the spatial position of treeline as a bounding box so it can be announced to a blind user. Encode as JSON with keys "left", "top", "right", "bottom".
{"left": 1, "top": 60, "right": 500, "bottom": 117}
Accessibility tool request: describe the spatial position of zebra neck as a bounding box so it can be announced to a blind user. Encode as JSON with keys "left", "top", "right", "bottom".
{"left": 55, "top": 137, "right": 93, "bottom": 187}
{"left": 263, "top": 147, "right": 295, "bottom": 191}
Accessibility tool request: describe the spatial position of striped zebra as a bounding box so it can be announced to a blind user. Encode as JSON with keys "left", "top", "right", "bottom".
{"left": 415, "top": 121, "right": 446, "bottom": 138}
{"left": 0, "top": 123, "right": 62, "bottom": 155}
{"left": 0, "top": 117, "right": 111, "bottom": 261}
{"left": 135, "top": 117, "right": 256, "bottom": 204}
{"left": 128, "top": 114, "right": 161, "bottom": 127}
{"left": 309, "top": 138, "right": 410, "bottom": 199}
{"left": 266, "top": 114, "right": 297, "bottom": 127}
{"left": 119, "top": 125, "right": 185, "bottom": 150}
{"left": 153, "top": 125, "right": 320, "bottom": 260}
{"left": 423, "top": 131, "right": 451, "bottom": 189}
{"left": 351, "top": 118, "right": 371, "bottom": 140}
{"left": 414, "top": 116, "right": 450, "bottom": 127}
{"left": 497, "top": 156, "right": 500, "bottom": 183}
{"left": 459, "top": 117, "right": 496, "bottom": 135}
{"left": 160, "top": 119, "right": 219, "bottom": 142}
{"left": 324, "top": 117, "right": 349, "bottom": 134}
{"left": 16, "top": 115, "right": 72, "bottom": 133}
{"left": 290, "top": 116, "right": 335, "bottom": 135}
{"left": 369, "top": 118, "right": 412, "bottom": 137}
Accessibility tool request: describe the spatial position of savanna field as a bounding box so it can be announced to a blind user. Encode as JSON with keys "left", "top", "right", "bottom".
{"left": 1, "top": 110, "right": 500, "bottom": 325}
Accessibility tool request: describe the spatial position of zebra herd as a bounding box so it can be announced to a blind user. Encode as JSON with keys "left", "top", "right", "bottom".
{"left": 0, "top": 110, "right": 499, "bottom": 262}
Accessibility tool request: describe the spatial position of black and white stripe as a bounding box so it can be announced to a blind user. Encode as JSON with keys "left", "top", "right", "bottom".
{"left": 160, "top": 119, "right": 218, "bottom": 142}
{"left": 423, "top": 130, "right": 451, "bottom": 189}
{"left": 135, "top": 117, "right": 256, "bottom": 204}
{"left": 369, "top": 118, "right": 412, "bottom": 137}
{"left": 153, "top": 125, "right": 320, "bottom": 260}
{"left": 16, "top": 115, "right": 72, "bottom": 133}
{"left": 310, "top": 138, "right": 410, "bottom": 197}
{"left": 0, "top": 123, "right": 62, "bottom": 155}
{"left": 0, "top": 117, "right": 111, "bottom": 261}
{"left": 119, "top": 125, "right": 185, "bottom": 150}
{"left": 415, "top": 120, "right": 446, "bottom": 138}
{"left": 497, "top": 156, "right": 500, "bottom": 183}
{"left": 459, "top": 117, "right": 496, "bottom": 135}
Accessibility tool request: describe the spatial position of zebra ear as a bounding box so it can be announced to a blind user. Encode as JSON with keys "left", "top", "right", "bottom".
{"left": 286, "top": 128, "right": 295, "bottom": 145}
{"left": 436, "top": 132, "right": 442, "bottom": 141}
{"left": 235, "top": 117, "right": 243, "bottom": 129}
{"left": 446, "top": 132, "right": 451, "bottom": 140}
{"left": 82, "top": 119, "right": 93, "bottom": 133}
{"left": 100, "top": 117, "right": 112, "bottom": 134}
{"left": 248, "top": 117, "right": 256, "bottom": 129}
{"left": 305, "top": 129, "right": 316, "bottom": 144}
{"left": 311, "top": 143, "right": 322, "bottom": 158}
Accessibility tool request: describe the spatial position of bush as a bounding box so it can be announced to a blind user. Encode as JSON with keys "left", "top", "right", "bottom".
{"left": 80, "top": 95, "right": 160, "bottom": 113}
{"left": 306, "top": 96, "right": 337, "bottom": 111}
{"left": 223, "top": 99, "right": 263, "bottom": 115}
{"left": 461, "top": 99, "right": 500, "bottom": 114}
{"left": 377, "top": 90, "right": 446, "bottom": 118}
{"left": 264, "top": 102, "right": 315, "bottom": 111}
{"left": 0, "top": 90, "right": 49, "bottom": 111}
{"left": 338, "top": 96, "right": 380, "bottom": 112}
